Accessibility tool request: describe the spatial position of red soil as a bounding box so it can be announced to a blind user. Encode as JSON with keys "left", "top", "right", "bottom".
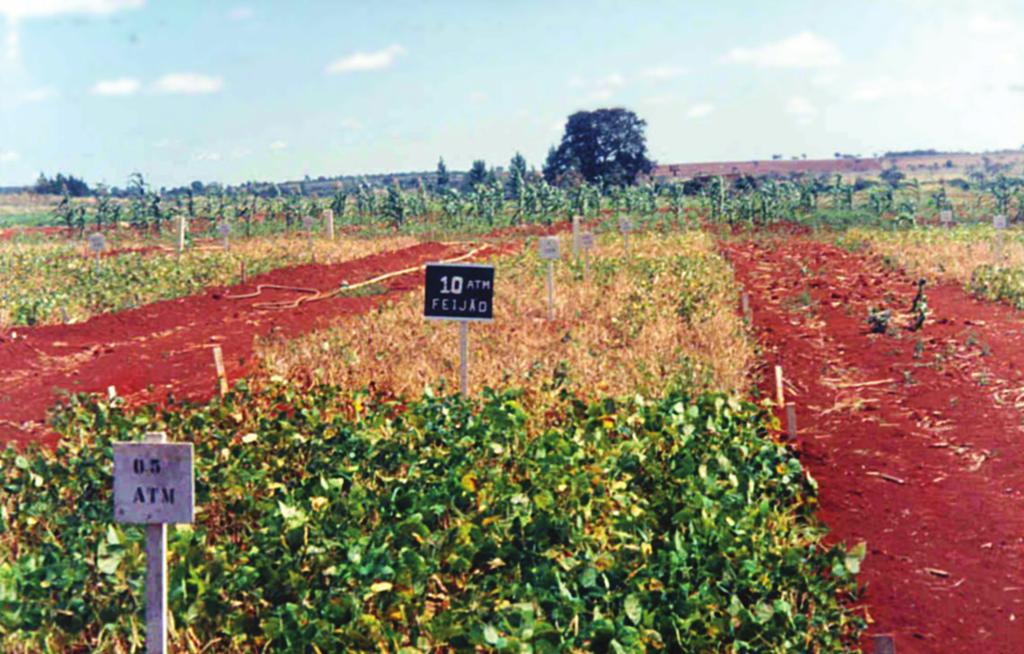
{"left": 0, "top": 226, "right": 66, "bottom": 240}
{"left": 0, "top": 241, "right": 494, "bottom": 447}
{"left": 724, "top": 238, "right": 1024, "bottom": 653}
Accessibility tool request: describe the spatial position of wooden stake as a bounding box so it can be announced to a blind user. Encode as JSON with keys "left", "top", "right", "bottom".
{"left": 584, "top": 248, "right": 590, "bottom": 282}
{"left": 741, "top": 291, "right": 750, "bottom": 319}
{"left": 786, "top": 403, "right": 797, "bottom": 439}
{"left": 212, "top": 346, "right": 228, "bottom": 396}
{"left": 459, "top": 321, "right": 469, "bottom": 396}
{"left": 240, "top": 261, "right": 247, "bottom": 284}
{"left": 143, "top": 431, "right": 168, "bottom": 654}
{"left": 775, "top": 365, "right": 785, "bottom": 406}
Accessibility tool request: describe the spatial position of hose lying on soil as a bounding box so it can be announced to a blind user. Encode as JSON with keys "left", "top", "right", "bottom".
{"left": 223, "top": 244, "right": 491, "bottom": 311}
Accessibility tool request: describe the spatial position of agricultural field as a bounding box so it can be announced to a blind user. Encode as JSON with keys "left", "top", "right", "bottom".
{"left": 2, "top": 167, "right": 1024, "bottom": 654}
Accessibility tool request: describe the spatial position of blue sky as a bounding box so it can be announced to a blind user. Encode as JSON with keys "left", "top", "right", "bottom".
{"left": 0, "top": 0, "right": 1021, "bottom": 187}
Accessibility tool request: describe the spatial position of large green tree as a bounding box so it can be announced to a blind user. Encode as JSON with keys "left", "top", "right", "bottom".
{"left": 544, "top": 108, "right": 654, "bottom": 186}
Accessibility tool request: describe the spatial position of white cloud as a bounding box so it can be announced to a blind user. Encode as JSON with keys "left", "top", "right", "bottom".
{"left": 968, "top": 13, "right": 1012, "bottom": 36}
{"left": 785, "top": 96, "right": 818, "bottom": 123}
{"left": 227, "top": 6, "right": 252, "bottom": 21}
{"left": 0, "top": 149, "right": 18, "bottom": 163}
{"left": 152, "top": 73, "right": 223, "bottom": 94}
{"left": 21, "top": 86, "right": 58, "bottom": 102}
{"left": 194, "top": 151, "right": 221, "bottom": 161}
{"left": 0, "top": 0, "right": 144, "bottom": 19}
{"left": 642, "top": 94, "right": 675, "bottom": 106}
{"left": 687, "top": 103, "right": 714, "bottom": 118}
{"left": 269, "top": 140, "right": 288, "bottom": 150}
{"left": 91, "top": 77, "right": 140, "bottom": 96}
{"left": 723, "top": 32, "right": 842, "bottom": 68}
{"left": 587, "top": 72, "right": 626, "bottom": 101}
{"left": 641, "top": 65, "right": 686, "bottom": 81}
{"left": 849, "top": 76, "right": 938, "bottom": 102}
{"left": 326, "top": 44, "right": 404, "bottom": 74}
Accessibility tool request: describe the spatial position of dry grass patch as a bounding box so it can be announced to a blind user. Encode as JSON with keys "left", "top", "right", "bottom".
{"left": 258, "top": 231, "right": 753, "bottom": 409}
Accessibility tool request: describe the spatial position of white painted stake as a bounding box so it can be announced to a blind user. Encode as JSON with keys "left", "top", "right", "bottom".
{"left": 546, "top": 261, "right": 555, "bottom": 320}
{"left": 107, "top": 385, "right": 117, "bottom": 400}
{"left": 775, "top": 365, "right": 785, "bottom": 406}
{"left": 176, "top": 215, "right": 186, "bottom": 254}
{"left": 144, "top": 431, "right": 168, "bottom": 654}
{"left": 459, "top": 321, "right": 469, "bottom": 396}
{"left": 212, "top": 345, "right": 228, "bottom": 396}
{"left": 572, "top": 215, "right": 581, "bottom": 256}
{"left": 324, "top": 209, "right": 335, "bottom": 240}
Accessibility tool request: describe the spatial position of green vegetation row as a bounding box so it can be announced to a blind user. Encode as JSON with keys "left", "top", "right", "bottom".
{"left": 0, "top": 243, "right": 285, "bottom": 327}
{"left": 0, "top": 382, "right": 863, "bottom": 653}
{"left": 37, "top": 165, "right": 1024, "bottom": 237}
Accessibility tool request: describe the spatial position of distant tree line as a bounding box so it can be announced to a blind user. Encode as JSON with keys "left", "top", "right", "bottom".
{"left": 34, "top": 172, "right": 90, "bottom": 197}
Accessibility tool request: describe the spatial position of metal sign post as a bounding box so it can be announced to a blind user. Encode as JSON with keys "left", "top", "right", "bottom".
{"left": 579, "top": 232, "right": 595, "bottom": 281}
{"left": 113, "top": 431, "right": 195, "bottom": 654}
{"left": 618, "top": 215, "right": 633, "bottom": 258}
{"left": 994, "top": 214, "right": 1008, "bottom": 259}
{"left": 88, "top": 232, "right": 105, "bottom": 274}
{"left": 538, "top": 236, "right": 560, "bottom": 320}
{"left": 303, "top": 216, "right": 315, "bottom": 262}
{"left": 217, "top": 222, "right": 231, "bottom": 252}
{"left": 424, "top": 262, "right": 495, "bottom": 396}
{"left": 323, "top": 209, "right": 335, "bottom": 240}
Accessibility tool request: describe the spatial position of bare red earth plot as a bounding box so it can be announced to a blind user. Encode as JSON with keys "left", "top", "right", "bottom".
{"left": 0, "top": 241, "right": 486, "bottom": 446}
{"left": 724, "top": 237, "right": 1024, "bottom": 653}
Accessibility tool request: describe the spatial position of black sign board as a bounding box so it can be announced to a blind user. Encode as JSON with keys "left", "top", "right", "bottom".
{"left": 424, "top": 263, "right": 494, "bottom": 322}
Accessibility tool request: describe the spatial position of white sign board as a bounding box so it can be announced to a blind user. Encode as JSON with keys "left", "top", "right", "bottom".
{"left": 303, "top": 215, "right": 315, "bottom": 230}
{"left": 538, "top": 236, "right": 560, "bottom": 260}
{"left": 939, "top": 210, "right": 953, "bottom": 226}
{"left": 994, "top": 215, "right": 1008, "bottom": 230}
{"left": 113, "top": 442, "right": 195, "bottom": 524}
{"left": 217, "top": 222, "right": 231, "bottom": 237}
{"left": 579, "top": 232, "right": 595, "bottom": 250}
{"left": 618, "top": 216, "right": 633, "bottom": 233}
{"left": 88, "top": 233, "right": 105, "bottom": 252}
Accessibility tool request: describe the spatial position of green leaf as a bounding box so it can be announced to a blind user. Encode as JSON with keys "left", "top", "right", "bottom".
{"left": 845, "top": 540, "right": 867, "bottom": 575}
{"left": 623, "top": 594, "right": 642, "bottom": 625}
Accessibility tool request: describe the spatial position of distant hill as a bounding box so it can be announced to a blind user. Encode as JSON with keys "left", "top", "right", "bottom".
{"left": 653, "top": 150, "right": 1024, "bottom": 181}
